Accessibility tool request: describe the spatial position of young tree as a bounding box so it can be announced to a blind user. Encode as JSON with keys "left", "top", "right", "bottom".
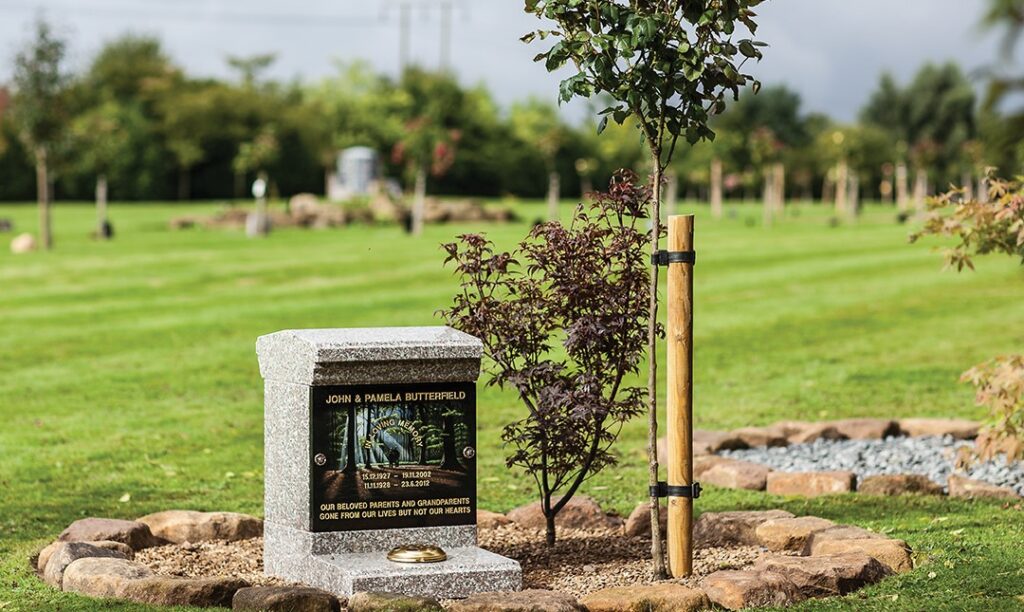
{"left": 510, "top": 99, "right": 567, "bottom": 220}
{"left": 11, "top": 18, "right": 70, "bottom": 250}
{"left": 70, "top": 101, "right": 137, "bottom": 239}
{"left": 442, "top": 171, "right": 650, "bottom": 546}
{"left": 524, "top": 0, "right": 763, "bottom": 575}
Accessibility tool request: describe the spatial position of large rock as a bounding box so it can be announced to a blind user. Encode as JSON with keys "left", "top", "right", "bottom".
{"left": 800, "top": 525, "right": 884, "bottom": 555}
{"left": 59, "top": 518, "right": 162, "bottom": 550}
{"left": 693, "top": 510, "right": 794, "bottom": 547}
{"left": 581, "top": 583, "right": 709, "bottom": 612}
{"left": 10, "top": 233, "right": 37, "bottom": 254}
{"left": 448, "top": 589, "right": 584, "bottom": 612}
{"left": 233, "top": 586, "right": 343, "bottom": 612}
{"left": 700, "top": 459, "right": 771, "bottom": 491}
{"left": 730, "top": 425, "right": 789, "bottom": 448}
{"left": 136, "top": 510, "right": 263, "bottom": 543}
{"left": 828, "top": 419, "right": 899, "bottom": 440}
{"left": 766, "top": 471, "right": 856, "bottom": 497}
{"left": 700, "top": 570, "right": 805, "bottom": 610}
{"left": 898, "top": 418, "right": 980, "bottom": 439}
{"left": 348, "top": 592, "right": 442, "bottom": 612}
{"left": 947, "top": 475, "right": 1021, "bottom": 500}
{"left": 754, "top": 516, "right": 835, "bottom": 552}
{"left": 808, "top": 538, "right": 914, "bottom": 573}
{"left": 43, "top": 542, "right": 128, "bottom": 588}
{"left": 623, "top": 502, "right": 667, "bottom": 538}
{"left": 507, "top": 496, "right": 622, "bottom": 532}
{"left": 859, "top": 474, "right": 944, "bottom": 496}
{"left": 477, "top": 510, "right": 512, "bottom": 530}
{"left": 753, "top": 553, "right": 891, "bottom": 598}
{"left": 38, "top": 539, "right": 133, "bottom": 573}
{"left": 119, "top": 576, "right": 249, "bottom": 607}
{"left": 62, "top": 557, "right": 153, "bottom": 598}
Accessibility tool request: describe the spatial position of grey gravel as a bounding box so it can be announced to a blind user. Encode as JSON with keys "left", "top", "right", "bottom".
{"left": 721, "top": 435, "right": 1024, "bottom": 496}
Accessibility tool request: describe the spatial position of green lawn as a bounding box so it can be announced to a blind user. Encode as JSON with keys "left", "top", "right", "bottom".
{"left": 1, "top": 199, "right": 1023, "bottom": 611}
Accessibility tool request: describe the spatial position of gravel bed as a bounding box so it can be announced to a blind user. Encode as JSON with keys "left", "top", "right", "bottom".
{"left": 479, "top": 525, "right": 767, "bottom": 599}
{"left": 135, "top": 537, "right": 289, "bottom": 587}
{"left": 721, "top": 435, "right": 1024, "bottom": 495}
{"left": 137, "top": 529, "right": 768, "bottom": 601}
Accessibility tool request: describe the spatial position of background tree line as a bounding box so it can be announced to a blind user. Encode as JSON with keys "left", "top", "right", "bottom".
{"left": 2, "top": 22, "right": 1023, "bottom": 206}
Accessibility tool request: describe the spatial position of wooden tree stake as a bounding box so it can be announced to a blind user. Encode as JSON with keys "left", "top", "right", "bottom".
{"left": 666, "top": 214, "right": 695, "bottom": 578}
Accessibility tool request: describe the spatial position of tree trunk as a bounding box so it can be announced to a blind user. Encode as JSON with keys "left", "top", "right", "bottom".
{"left": 665, "top": 171, "right": 679, "bottom": 218}
{"left": 849, "top": 174, "right": 860, "bottom": 217}
{"left": 961, "top": 172, "right": 974, "bottom": 202}
{"left": 412, "top": 165, "right": 427, "bottom": 236}
{"left": 646, "top": 146, "right": 666, "bottom": 579}
{"left": 762, "top": 170, "right": 774, "bottom": 227}
{"left": 773, "top": 163, "right": 786, "bottom": 215}
{"left": 547, "top": 171, "right": 561, "bottom": 222}
{"left": 835, "top": 159, "right": 849, "bottom": 219}
{"left": 912, "top": 168, "right": 928, "bottom": 210}
{"left": 35, "top": 147, "right": 52, "bottom": 250}
{"left": 580, "top": 176, "right": 593, "bottom": 200}
{"left": 978, "top": 175, "right": 989, "bottom": 204}
{"left": 710, "top": 158, "right": 723, "bottom": 219}
{"left": 895, "top": 162, "right": 909, "bottom": 211}
{"left": 96, "top": 174, "right": 109, "bottom": 240}
{"left": 545, "top": 512, "right": 556, "bottom": 547}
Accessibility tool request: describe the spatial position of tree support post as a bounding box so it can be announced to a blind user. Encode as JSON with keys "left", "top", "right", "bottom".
{"left": 666, "top": 214, "right": 695, "bottom": 578}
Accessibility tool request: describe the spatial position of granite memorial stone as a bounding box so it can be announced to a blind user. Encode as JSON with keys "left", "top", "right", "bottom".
{"left": 256, "top": 327, "right": 521, "bottom": 598}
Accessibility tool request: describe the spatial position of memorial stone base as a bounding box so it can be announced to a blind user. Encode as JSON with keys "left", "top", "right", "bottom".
{"left": 257, "top": 328, "right": 521, "bottom": 598}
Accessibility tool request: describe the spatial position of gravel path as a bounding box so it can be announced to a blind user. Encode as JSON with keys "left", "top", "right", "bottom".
{"left": 721, "top": 435, "right": 1024, "bottom": 496}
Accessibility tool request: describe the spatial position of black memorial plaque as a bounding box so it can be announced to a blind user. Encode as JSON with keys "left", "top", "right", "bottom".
{"left": 309, "top": 382, "right": 476, "bottom": 532}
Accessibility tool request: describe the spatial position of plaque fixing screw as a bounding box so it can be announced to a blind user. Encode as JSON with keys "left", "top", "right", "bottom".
{"left": 462, "top": 446, "right": 476, "bottom": 459}
{"left": 314, "top": 453, "right": 327, "bottom": 466}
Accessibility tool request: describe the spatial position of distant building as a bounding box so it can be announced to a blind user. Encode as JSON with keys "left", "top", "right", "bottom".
{"left": 327, "top": 146, "right": 379, "bottom": 201}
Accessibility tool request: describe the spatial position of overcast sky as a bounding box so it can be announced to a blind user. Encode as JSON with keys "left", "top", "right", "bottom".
{"left": 0, "top": 0, "right": 1010, "bottom": 123}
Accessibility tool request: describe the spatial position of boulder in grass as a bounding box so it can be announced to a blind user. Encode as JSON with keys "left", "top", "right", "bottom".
{"left": 10, "top": 233, "right": 36, "bottom": 254}
{"left": 623, "top": 502, "right": 667, "bottom": 538}
{"left": 118, "top": 576, "right": 249, "bottom": 608}
{"left": 898, "top": 418, "right": 980, "bottom": 439}
{"left": 700, "top": 569, "right": 805, "bottom": 610}
{"left": 507, "top": 496, "right": 622, "bottom": 532}
{"left": 753, "top": 553, "right": 891, "bottom": 598}
{"left": 766, "top": 471, "right": 856, "bottom": 497}
{"left": 755, "top": 516, "right": 835, "bottom": 552}
{"left": 693, "top": 510, "right": 794, "bottom": 547}
{"left": 448, "top": 589, "right": 585, "bottom": 612}
{"left": 37, "top": 539, "right": 133, "bottom": 574}
{"left": 581, "top": 583, "right": 709, "bottom": 612}
{"left": 233, "top": 586, "right": 343, "bottom": 612}
{"left": 136, "top": 510, "right": 263, "bottom": 544}
{"left": 59, "top": 518, "right": 162, "bottom": 550}
{"left": 808, "top": 538, "right": 914, "bottom": 573}
{"left": 62, "top": 557, "right": 153, "bottom": 598}
{"left": 43, "top": 542, "right": 128, "bottom": 588}
{"left": 477, "top": 510, "right": 512, "bottom": 530}
{"left": 658, "top": 431, "right": 748, "bottom": 463}
{"left": 947, "top": 475, "right": 1021, "bottom": 500}
{"left": 858, "top": 474, "right": 944, "bottom": 496}
{"left": 828, "top": 418, "right": 899, "bottom": 440}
